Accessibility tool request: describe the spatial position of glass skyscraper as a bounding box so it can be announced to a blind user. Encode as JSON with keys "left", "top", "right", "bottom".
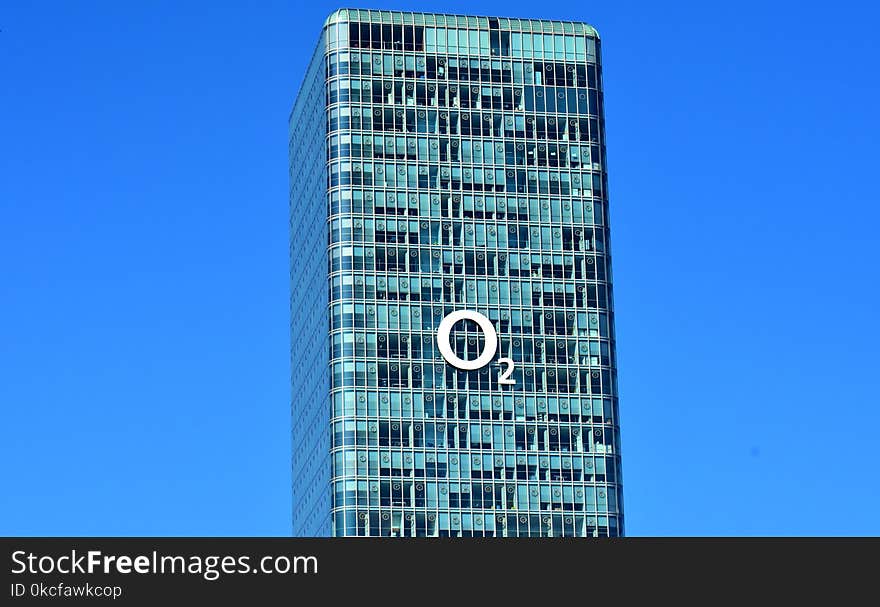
{"left": 290, "top": 9, "right": 623, "bottom": 537}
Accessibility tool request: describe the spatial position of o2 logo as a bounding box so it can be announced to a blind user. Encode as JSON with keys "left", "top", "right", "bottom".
{"left": 436, "top": 310, "right": 516, "bottom": 385}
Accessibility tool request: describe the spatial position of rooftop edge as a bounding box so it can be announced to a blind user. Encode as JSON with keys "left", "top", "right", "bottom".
{"left": 323, "top": 8, "right": 600, "bottom": 39}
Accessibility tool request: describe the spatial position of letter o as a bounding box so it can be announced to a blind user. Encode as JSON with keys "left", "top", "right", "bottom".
{"left": 437, "top": 310, "right": 498, "bottom": 371}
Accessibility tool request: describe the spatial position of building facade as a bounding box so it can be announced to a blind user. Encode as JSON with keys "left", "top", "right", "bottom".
{"left": 290, "top": 9, "right": 623, "bottom": 537}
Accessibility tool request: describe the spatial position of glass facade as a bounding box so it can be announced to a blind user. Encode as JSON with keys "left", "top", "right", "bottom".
{"left": 290, "top": 32, "right": 331, "bottom": 537}
{"left": 290, "top": 9, "right": 623, "bottom": 537}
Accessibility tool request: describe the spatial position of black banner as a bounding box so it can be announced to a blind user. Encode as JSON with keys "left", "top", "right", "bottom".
{"left": 1, "top": 538, "right": 874, "bottom": 604}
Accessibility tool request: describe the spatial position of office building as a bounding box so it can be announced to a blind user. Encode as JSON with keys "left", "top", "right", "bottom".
{"left": 290, "top": 9, "right": 623, "bottom": 536}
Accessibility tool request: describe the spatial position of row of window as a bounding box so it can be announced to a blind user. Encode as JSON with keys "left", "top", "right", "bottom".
{"left": 332, "top": 509, "right": 619, "bottom": 538}
{"left": 333, "top": 255, "right": 607, "bottom": 284}
{"left": 331, "top": 218, "right": 606, "bottom": 247}
{"left": 330, "top": 362, "right": 616, "bottom": 394}
{"left": 328, "top": 50, "right": 600, "bottom": 88}
{"left": 329, "top": 470, "right": 617, "bottom": 489}
{"left": 330, "top": 227, "right": 604, "bottom": 255}
{"left": 330, "top": 410, "right": 616, "bottom": 427}
{"left": 327, "top": 11, "right": 597, "bottom": 34}
{"left": 332, "top": 421, "right": 617, "bottom": 452}
{"left": 330, "top": 277, "right": 613, "bottom": 309}
{"left": 333, "top": 485, "right": 618, "bottom": 511}
{"left": 332, "top": 21, "right": 598, "bottom": 62}
{"left": 329, "top": 79, "right": 602, "bottom": 115}
{"left": 327, "top": 189, "right": 607, "bottom": 222}
{"left": 331, "top": 417, "right": 618, "bottom": 433}
{"left": 333, "top": 263, "right": 608, "bottom": 288}
{"left": 326, "top": 306, "right": 611, "bottom": 334}
{"left": 328, "top": 326, "right": 612, "bottom": 358}
{"left": 328, "top": 405, "right": 619, "bottom": 427}
{"left": 330, "top": 451, "right": 620, "bottom": 480}
{"left": 329, "top": 268, "right": 607, "bottom": 292}
{"left": 328, "top": 323, "right": 611, "bottom": 358}
{"left": 335, "top": 447, "right": 618, "bottom": 472}
{"left": 329, "top": 107, "right": 602, "bottom": 142}
{"left": 331, "top": 332, "right": 615, "bottom": 368}
{"left": 331, "top": 390, "right": 616, "bottom": 419}
{"left": 330, "top": 202, "right": 602, "bottom": 222}
{"left": 332, "top": 474, "right": 618, "bottom": 498}
{"left": 331, "top": 255, "right": 607, "bottom": 286}
{"left": 328, "top": 162, "right": 603, "bottom": 197}
{"left": 333, "top": 440, "right": 613, "bottom": 458}
{"left": 329, "top": 290, "right": 612, "bottom": 313}
{"left": 330, "top": 135, "right": 603, "bottom": 169}
{"left": 331, "top": 340, "right": 612, "bottom": 369}
{"left": 333, "top": 485, "right": 618, "bottom": 514}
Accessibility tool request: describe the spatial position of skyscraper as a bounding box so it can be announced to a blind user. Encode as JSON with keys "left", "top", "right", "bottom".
{"left": 290, "top": 9, "right": 623, "bottom": 537}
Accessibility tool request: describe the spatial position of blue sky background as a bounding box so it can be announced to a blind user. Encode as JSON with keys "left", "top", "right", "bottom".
{"left": 1, "top": 0, "right": 878, "bottom": 536}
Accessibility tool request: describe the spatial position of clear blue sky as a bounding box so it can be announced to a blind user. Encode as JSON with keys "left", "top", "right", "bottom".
{"left": 1, "top": 0, "right": 879, "bottom": 536}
